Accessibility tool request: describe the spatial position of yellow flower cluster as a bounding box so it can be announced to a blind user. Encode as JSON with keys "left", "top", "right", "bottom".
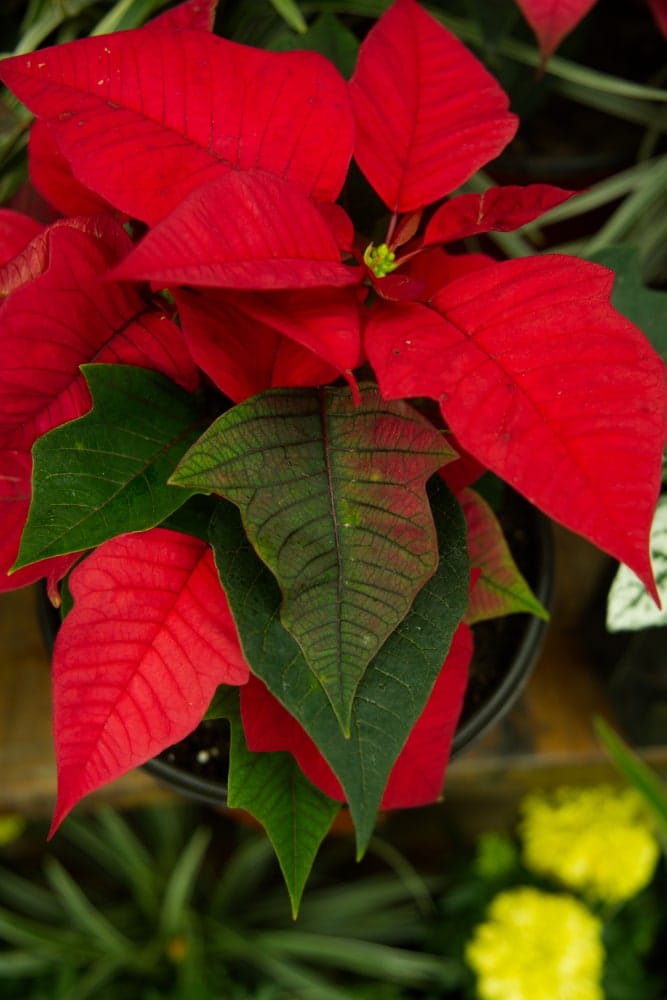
{"left": 519, "top": 784, "right": 659, "bottom": 904}
{"left": 465, "top": 887, "right": 604, "bottom": 1000}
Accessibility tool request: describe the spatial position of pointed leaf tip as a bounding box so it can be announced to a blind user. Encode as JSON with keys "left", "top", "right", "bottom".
{"left": 14, "top": 365, "right": 207, "bottom": 569}
{"left": 462, "top": 488, "right": 549, "bottom": 624}
{"left": 225, "top": 692, "right": 339, "bottom": 916}
{"left": 213, "top": 476, "right": 469, "bottom": 854}
{"left": 513, "top": 0, "right": 598, "bottom": 62}
{"left": 239, "top": 621, "right": 472, "bottom": 816}
{"left": 348, "top": 0, "right": 517, "bottom": 212}
{"left": 175, "top": 384, "right": 455, "bottom": 733}
{"left": 49, "top": 528, "right": 249, "bottom": 833}
{"left": 367, "top": 256, "right": 666, "bottom": 596}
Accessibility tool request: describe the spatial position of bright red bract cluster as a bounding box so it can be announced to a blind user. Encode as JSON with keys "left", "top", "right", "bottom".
{"left": 0, "top": 0, "right": 664, "bottom": 831}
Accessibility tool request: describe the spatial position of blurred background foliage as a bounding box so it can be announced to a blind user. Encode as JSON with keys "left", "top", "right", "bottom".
{"left": 1, "top": 721, "right": 666, "bottom": 999}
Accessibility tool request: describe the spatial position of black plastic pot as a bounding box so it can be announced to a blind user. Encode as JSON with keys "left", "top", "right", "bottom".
{"left": 452, "top": 492, "right": 553, "bottom": 753}
{"left": 37, "top": 492, "right": 554, "bottom": 808}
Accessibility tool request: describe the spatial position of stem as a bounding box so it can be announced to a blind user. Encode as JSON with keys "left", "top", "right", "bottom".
{"left": 385, "top": 212, "right": 398, "bottom": 246}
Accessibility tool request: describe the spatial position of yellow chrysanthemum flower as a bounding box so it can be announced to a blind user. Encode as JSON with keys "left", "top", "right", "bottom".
{"left": 465, "top": 887, "right": 604, "bottom": 1000}
{"left": 519, "top": 784, "right": 659, "bottom": 904}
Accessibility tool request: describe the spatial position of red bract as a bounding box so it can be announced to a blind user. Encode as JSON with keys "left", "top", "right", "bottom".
{"left": 0, "top": 208, "right": 42, "bottom": 263}
{"left": 50, "top": 528, "right": 249, "bottom": 833}
{"left": 0, "top": 214, "right": 198, "bottom": 597}
{"left": 148, "top": 0, "right": 218, "bottom": 31}
{"left": 650, "top": 0, "right": 667, "bottom": 36}
{"left": 348, "top": 0, "right": 518, "bottom": 213}
{"left": 513, "top": 0, "right": 598, "bottom": 62}
{"left": 28, "top": 121, "right": 113, "bottom": 218}
{"left": 365, "top": 254, "right": 666, "bottom": 600}
{"left": 0, "top": 449, "right": 77, "bottom": 594}
{"left": 423, "top": 184, "right": 576, "bottom": 246}
{"left": 0, "top": 30, "right": 353, "bottom": 225}
{"left": 514, "top": 0, "right": 667, "bottom": 61}
{"left": 0, "top": 215, "right": 197, "bottom": 451}
{"left": 109, "top": 170, "right": 359, "bottom": 292}
{"left": 174, "top": 288, "right": 356, "bottom": 401}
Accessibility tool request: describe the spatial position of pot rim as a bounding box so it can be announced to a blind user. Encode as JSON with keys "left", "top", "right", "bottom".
{"left": 36, "top": 499, "right": 555, "bottom": 808}
{"left": 451, "top": 506, "right": 554, "bottom": 755}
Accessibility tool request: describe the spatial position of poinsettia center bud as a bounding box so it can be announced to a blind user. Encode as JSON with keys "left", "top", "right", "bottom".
{"left": 363, "top": 241, "right": 398, "bottom": 278}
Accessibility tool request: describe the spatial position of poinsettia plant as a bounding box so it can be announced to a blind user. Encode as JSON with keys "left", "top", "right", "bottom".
{"left": 513, "top": 0, "right": 667, "bottom": 64}
{"left": 1, "top": 0, "right": 665, "bottom": 910}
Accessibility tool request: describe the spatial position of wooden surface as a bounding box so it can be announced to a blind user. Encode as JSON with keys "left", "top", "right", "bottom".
{"left": 1, "top": 523, "right": 665, "bottom": 823}
{"left": 0, "top": 585, "right": 167, "bottom": 817}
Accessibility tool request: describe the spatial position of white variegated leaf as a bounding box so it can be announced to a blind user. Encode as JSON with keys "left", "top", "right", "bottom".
{"left": 607, "top": 495, "right": 667, "bottom": 631}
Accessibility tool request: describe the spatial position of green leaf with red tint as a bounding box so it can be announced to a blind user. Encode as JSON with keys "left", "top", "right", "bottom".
{"left": 0, "top": 29, "right": 353, "bottom": 225}
{"left": 348, "top": 0, "right": 517, "bottom": 213}
{"left": 461, "top": 488, "right": 548, "bottom": 624}
{"left": 173, "top": 384, "right": 454, "bottom": 734}
{"left": 49, "top": 528, "right": 249, "bottom": 834}
{"left": 366, "top": 254, "right": 667, "bottom": 601}
{"left": 210, "top": 477, "right": 469, "bottom": 853}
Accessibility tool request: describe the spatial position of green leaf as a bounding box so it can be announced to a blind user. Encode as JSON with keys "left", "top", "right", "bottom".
{"left": 267, "top": 0, "right": 307, "bottom": 34}
{"left": 223, "top": 691, "right": 340, "bottom": 918}
{"left": 595, "top": 718, "right": 667, "bottom": 851}
{"left": 210, "top": 476, "right": 468, "bottom": 855}
{"left": 173, "top": 384, "right": 452, "bottom": 735}
{"left": 203, "top": 685, "right": 234, "bottom": 722}
{"left": 159, "top": 826, "right": 211, "bottom": 936}
{"left": 270, "top": 13, "right": 360, "bottom": 78}
{"left": 160, "top": 494, "right": 220, "bottom": 543}
{"left": 0, "top": 950, "right": 51, "bottom": 975}
{"left": 14, "top": 364, "right": 206, "bottom": 568}
{"left": 588, "top": 246, "right": 667, "bottom": 362}
{"left": 462, "top": 488, "right": 548, "bottom": 624}
{"left": 42, "top": 857, "right": 132, "bottom": 957}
